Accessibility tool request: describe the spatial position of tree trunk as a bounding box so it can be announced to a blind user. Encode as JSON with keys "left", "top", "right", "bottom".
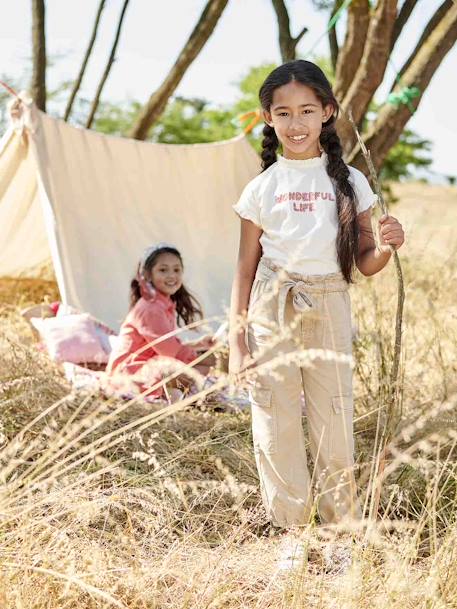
{"left": 390, "top": 0, "right": 420, "bottom": 52}
{"left": 86, "top": 0, "right": 130, "bottom": 129}
{"left": 31, "top": 0, "right": 46, "bottom": 111}
{"left": 271, "top": 0, "right": 308, "bottom": 62}
{"left": 337, "top": 0, "right": 397, "bottom": 153}
{"left": 328, "top": 0, "right": 341, "bottom": 70}
{"left": 128, "top": 0, "right": 229, "bottom": 141}
{"left": 64, "top": 0, "right": 106, "bottom": 121}
{"left": 390, "top": 0, "right": 453, "bottom": 92}
{"left": 348, "top": 3, "right": 457, "bottom": 173}
{"left": 333, "top": 0, "right": 370, "bottom": 102}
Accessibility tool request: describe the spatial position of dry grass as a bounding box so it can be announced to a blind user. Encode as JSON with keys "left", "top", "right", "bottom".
{"left": 1, "top": 182, "right": 457, "bottom": 607}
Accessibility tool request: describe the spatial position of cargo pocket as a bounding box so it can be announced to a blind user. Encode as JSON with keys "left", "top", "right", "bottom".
{"left": 248, "top": 383, "right": 277, "bottom": 455}
{"left": 329, "top": 394, "right": 355, "bottom": 464}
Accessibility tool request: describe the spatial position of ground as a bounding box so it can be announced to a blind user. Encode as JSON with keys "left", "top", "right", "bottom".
{"left": 0, "top": 182, "right": 457, "bottom": 608}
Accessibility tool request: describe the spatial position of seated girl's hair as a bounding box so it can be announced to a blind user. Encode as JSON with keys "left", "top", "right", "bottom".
{"left": 130, "top": 245, "right": 203, "bottom": 326}
{"left": 258, "top": 60, "right": 359, "bottom": 283}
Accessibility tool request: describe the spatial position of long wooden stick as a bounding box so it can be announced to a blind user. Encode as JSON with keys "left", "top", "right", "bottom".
{"left": 31, "top": 0, "right": 46, "bottom": 112}
{"left": 347, "top": 110, "right": 406, "bottom": 520}
{"left": 64, "top": 0, "right": 106, "bottom": 122}
{"left": 85, "top": 0, "right": 130, "bottom": 129}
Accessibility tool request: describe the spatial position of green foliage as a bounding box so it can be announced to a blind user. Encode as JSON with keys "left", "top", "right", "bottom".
{"left": 306, "top": 55, "right": 335, "bottom": 84}
{"left": 362, "top": 99, "right": 433, "bottom": 184}
{"left": 231, "top": 63, "right": 277, "bottom": 115}
{"left": 150, "top": 97, "right": 236, "bottom": 144}
{"left": 0, "top": 59, "right": 434, "bottom": 184}
{"left": 382, "top": 129, "right": 432, "bottom": 182}
{"left": 92, "top": 100, "right": 142, "bottom": 136}
{"left": 136, "top": 64, "right": 277, "bottom": 148}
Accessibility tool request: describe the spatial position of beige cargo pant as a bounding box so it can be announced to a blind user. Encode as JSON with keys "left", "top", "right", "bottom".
{"left": 245, "top": 256, "right": 362, "bottom": 528}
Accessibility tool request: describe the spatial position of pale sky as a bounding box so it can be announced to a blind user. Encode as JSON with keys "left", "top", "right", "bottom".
{"left": 1, "top": 0, "right": 455, "bottom": 179}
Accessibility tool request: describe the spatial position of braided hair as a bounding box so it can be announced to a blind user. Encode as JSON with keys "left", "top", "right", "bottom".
{"left": 130, "top": 245, "right": 203, "bottom": 326}
{"left": 258, "top": 60, "right": 359, "bottom": 283}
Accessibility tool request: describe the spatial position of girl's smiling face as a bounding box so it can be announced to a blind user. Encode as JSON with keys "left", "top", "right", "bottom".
{"left": 148, "top": 252, "right": 183, "bottom": 296}
{"left": 263, "top": 80, "right": 334, "bottom": 160}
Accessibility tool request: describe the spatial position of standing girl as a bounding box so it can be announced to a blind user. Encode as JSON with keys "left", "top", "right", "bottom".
{"left": 107, "top": 242, "right": 215, "bottom": 400}
{"left": 228, "top": 61, "right": 404, "bottom": 541}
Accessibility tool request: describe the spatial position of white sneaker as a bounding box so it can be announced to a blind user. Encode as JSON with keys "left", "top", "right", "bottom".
{"left": 322, "top": 541, "right": 352, "bottom": 576}
{"left": 276, "top": 534, "right": 306, "bottom": 572}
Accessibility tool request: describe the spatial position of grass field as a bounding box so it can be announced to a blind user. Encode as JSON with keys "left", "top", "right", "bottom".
{"left": 1, "top": 182, "right": 457, "bottom": 608}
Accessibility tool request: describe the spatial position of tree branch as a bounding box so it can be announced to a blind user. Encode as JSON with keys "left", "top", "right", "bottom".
{"left": 390, "top": 0, "right": 453, "bottom": 92}
{"left": 85, "top": 0, "right": 130, "bottom": 129}
{"left": 64, "top": 0, "right": 106, "bottom": 122}
{"left": 390, "top": 0, "right": 420, "bottom": 52}
{"left": 31, "top": 0, "right": 46, "bottom": 111}
{"left": 128, "top": 0, "right": 229, "bottom": 140}
{"left": 337, "top": 0, "right": 397, "bottom": 153}
{"left": 328, "top": 0, "right": 342, "bottom": 71}
{"left": 294, "top": 25, "right": 309, "bottom": 46}
{"left": 271, "top": 0, "right": 308, "bottom": 62}
{"left": 348, "top": 2, "right": 457, "bottom": 173}
{"left": 333, "top": 0, "right": 370, "bottom": 102}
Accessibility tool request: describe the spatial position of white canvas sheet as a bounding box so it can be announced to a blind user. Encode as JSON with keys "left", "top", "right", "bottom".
{"left": 0, "top": 101, "right": 260, "bottom": 330}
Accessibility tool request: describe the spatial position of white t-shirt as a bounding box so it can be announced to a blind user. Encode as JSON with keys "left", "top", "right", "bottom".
{"left": 232, "top": 152, "right": 377, "bottom": 275}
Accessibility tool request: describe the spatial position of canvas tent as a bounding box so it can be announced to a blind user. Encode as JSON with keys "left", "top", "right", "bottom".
{"left": 0, "top": 95, "right": 260, "bottom": 331}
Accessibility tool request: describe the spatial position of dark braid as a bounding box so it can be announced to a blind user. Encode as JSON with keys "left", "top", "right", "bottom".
{"left": 320, "top": 120, "right": 359, "bottom": 283}
{"left": 258, "top": 59, "right": 360, "bottom": 283}
{"left": 261, "top": 123, "right": 279, "bottom": 171}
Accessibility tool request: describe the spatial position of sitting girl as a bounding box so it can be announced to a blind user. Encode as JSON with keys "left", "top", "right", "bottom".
{"left": 106, "top": 242, "right": 216, "bottom": 401}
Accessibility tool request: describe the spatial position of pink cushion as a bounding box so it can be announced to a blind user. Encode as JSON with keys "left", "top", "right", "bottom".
{"left": 31, "top": 313, "right": 109, "bottom": 364}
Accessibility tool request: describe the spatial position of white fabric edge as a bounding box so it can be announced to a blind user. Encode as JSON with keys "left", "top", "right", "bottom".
{"left": 0, "top": 127, "right": 14, "bottom": 157}
{"left": 232, "top": 203, "right": 262, "bottom": 229}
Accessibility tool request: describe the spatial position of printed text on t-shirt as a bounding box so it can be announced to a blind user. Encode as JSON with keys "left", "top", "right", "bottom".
{"left": 275, "top": 191, "right": 335, "bottom": 203}
{"left": 275, "top": 191, "right": 335, "bottom": 213}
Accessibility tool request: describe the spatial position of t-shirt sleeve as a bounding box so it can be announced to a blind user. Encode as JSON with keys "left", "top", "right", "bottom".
{"left": 232, "top": 180, "right": 262, "bottom": 228}
{"left": 349, "top": 166, "right": 378, "bottom": 214}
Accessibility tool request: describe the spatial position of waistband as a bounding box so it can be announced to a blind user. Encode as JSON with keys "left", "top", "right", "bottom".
{"left": 254, "top": 257, "right": 348, "bottom": 331}
{"left": 256, "top": 257, "right": 348, "bottom": 293}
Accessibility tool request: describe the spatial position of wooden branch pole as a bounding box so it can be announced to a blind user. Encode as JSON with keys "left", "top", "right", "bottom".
{"left": 347, "top": 110, "right": 406, "bottom": 521}
{"left": 31, "top": 0, "right": 46, "bottom": 112}
{"left": 128, "top": 0, "right": 229, "bottom": 140}
{"left": 85, "top": 0, "right": 130, "bottom": 129}
{"left": 271, "top": 0, "right": 308, "bottom": 61}
{"left": 64, "top": 0, "right": 106, "bottom": 122}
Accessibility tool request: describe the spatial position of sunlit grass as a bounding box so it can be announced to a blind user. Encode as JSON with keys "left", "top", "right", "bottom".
{"left": 1, "top": 183, "right": 456, "bottom": 607}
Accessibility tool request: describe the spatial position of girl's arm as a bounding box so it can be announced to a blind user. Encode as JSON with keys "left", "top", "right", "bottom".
{"left": 135, "top": 305, "right": 197, "bottom": 364}
{"left": 356, "top": 208, "right": 405, "bottom": 276}
{"left": 228, "top": 218, "right": 263, "bottom": 375}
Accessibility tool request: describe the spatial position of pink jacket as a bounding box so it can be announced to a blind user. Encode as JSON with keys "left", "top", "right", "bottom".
{"left": 106, "top": 292, "right": 197, "bottom": 397}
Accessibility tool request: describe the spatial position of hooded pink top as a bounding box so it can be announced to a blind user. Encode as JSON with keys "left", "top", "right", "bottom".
{"left": 106, "top": 291, "right": 197, "bottom": 398}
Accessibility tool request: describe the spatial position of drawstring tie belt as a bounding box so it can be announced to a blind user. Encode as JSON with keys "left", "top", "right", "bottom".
{"left": 254, "top": 257, "right": 349, "bottom": 330}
